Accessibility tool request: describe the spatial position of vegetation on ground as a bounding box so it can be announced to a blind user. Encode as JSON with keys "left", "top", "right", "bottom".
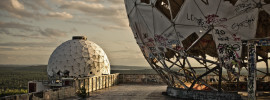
{"left": 76, "top": 86, "right": 87, "bottom": 98}
{"left": 0, "top": 65, "right": 48, "bottom": 97}
{"left": 0, "top": 89, "right": 27, "bottom": 97}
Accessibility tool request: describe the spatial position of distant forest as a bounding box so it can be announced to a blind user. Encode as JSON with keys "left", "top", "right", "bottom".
{"left": 0, "top": 65, "right": 47, "bottom": 97}
{"left": 0, "top": 64, "right": 268, "bottom": 97}
{"left": 0, "top": 65, "right": 152, "bottom": 91}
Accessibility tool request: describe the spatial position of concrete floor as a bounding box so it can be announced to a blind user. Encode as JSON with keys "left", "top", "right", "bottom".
{"left": 67, "top": 84, "right": 270, "bottom": 100}
{"left": 87, "top": 84, "right": 178, "bottom": 100}
{"left": 67, "top": 84, "right": 178, "bottom": 100}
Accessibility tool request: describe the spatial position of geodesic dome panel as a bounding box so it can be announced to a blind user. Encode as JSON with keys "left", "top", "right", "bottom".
{"left": 47, "top": 38, "right": 110, "bottom": 78}
{"left": 125, "top": 0, "right": 270, "bottom": 93}
{"left": 125, "top": 0, "right": 270, "bottom": 75}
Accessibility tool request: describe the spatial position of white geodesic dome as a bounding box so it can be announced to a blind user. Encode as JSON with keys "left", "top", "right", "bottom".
{"left": 124, "top": 0, "right": 270, "bottom": 94}
{"left": 47, "top": 36, "right": 110, "bottom": 78}
{"left": 125, "top": 0, "right": 270, "bottom": 74}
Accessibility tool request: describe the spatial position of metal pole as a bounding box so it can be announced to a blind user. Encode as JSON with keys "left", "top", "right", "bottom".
{"left": 186, "top": 26, "right": 213, "bottom": 52}
{"left": 167, "top": 0, "right": 173, "bottom": 20}
{"left": 218, "top": 65, "right": 222, "bottom": 92}
{"left": 247, "top": 41, "right": 256, "bottom": 100}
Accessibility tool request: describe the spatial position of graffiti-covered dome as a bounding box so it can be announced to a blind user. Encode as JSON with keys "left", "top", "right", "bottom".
{"left": 47, "top": 36, "right": 110, "bottom": 78}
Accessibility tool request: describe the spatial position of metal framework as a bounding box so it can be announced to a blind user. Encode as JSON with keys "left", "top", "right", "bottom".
{"left": 125, "top": 0, "right": 270, "bottom": 100}
{"left": 143, "top": 38, "right": 270, "bottom": 100}
{"left": 246, "top": 39, "right": 270, "bottom": 100}
{"left": 144, "top": 37, "right": 269, "bottom": 86}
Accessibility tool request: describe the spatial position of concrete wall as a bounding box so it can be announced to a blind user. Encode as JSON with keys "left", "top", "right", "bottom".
{"left": 167, "top": 87, "right": 242, "bottom": 100}
{"left": 0, "top": 73, "right": 119, "bottom": 100}
{"left": 4, "top": 73, "right": 267, "bottom": 100}
{"left": 75, "top": 73, "right": 119, "bottom": 94}
{"left": 0, "top": 86, "right": 76, "bottom": 100}
{"left": 119, "top": 74, "right": 165, "bottom": 84}
{"left": 28, "top": 81, "right": 50, "bottom": 93}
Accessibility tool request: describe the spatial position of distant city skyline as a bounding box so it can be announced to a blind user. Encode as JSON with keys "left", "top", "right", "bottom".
{"left": 0, "top": 0, "right": 268, "bottom": 68}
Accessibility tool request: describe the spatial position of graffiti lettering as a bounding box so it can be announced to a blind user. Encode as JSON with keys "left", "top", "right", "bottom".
{"left": 218, "top": 43, "right": 240, "bottom": 54}
{"left": 186, "top": 13, "right": 208, "bottom": 30}
{"left": 231, "top": 15, "right": 255, "bottom": 31}
{"left": 218, "top": 37, "right": 229, "bottom": 41}
{"left": 218, "top": 43, "right": 241, "bottom": 74}
{"left": 219, "top": 24, "right": 228, "bottom": 28}
{"left": 256, "top": 39, "right": 270, "bottom": 46}
{"left": 201, "top": 0, "right": 209, "bottom": 5}
{"left": 232, "top": 34, "right": 241, "bottom": 41}
{"left": 247, "top": 43, "right": 256, "bottom": 100}
{"left": 173, "top": 45, "right": 183, "bottom": 51}
{"left": 148, "top": 38, "right": 154, "bottom": 42}
{"left": 235, "top": 2, "right": 255, "bottom": 14}
{"left": 168, "top": 40, "right": 179, "bottom": 44}
{"left": 187, "top": 13, "right": 227, "bottom": 30}
{"left": 176, "top": 32, "right": 184, "bottom": 38}
{"left": 155, "top": 35, "right": 167, "bottom": 42}
{"left": 164, "top": 32, "right": 174, "bottom": 38}
{"left": 215, "top": 29, "right": 226, "bottom": 36}
{"left": 205, "top": 14, "right": 227, "bottom": 24}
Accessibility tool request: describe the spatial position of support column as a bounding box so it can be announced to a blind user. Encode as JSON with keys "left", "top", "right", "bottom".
{"left": 247, "top": 42, "right": 256, "bottom": 100}
{"left": 218, "top": 65, "right": 222, "bottom": 92}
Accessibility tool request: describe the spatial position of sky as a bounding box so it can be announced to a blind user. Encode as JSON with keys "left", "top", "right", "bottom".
{"left": 0, "top": 0, "right": 149, "bottom": 66}
{"left": 0, "top": 0, "right": 268, "bottom": 68}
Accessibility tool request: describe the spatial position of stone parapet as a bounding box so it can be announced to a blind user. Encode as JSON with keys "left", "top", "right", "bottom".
{"left": 0, "top": 73, "right": 119, "bottom": 100}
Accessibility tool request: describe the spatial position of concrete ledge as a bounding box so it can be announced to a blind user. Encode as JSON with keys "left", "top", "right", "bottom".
{"left": 119, "top": 74, "right": 165, "bottom": 84}
{"left": 166, "top": 87, "right": 243, "bottom": 100}
{"left": 1, "top": 73, "right": 119, "bottom": 100}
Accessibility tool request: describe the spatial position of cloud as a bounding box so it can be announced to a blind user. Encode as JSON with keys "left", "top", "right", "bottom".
{"left": 0, "top": 0, "right": 73, "bottom": 20}
{"left": 101, "top": 25, "right": 127, "bottom": 30}
{"left": 46, "top": 12, "right": 73, "bottom": 19}
{"left": 0, "top": 21, "right": 69, "bottom": 39}
{"left": 0, "top": 29, "right": 42, "bottom": 39}
{"left": 0, "top": 0, "right": 128, "bottom": 30}
{"left": 0, "top": 0, "right": 144, "bottom": 66}
{"left": 0, "top": 53, "right": 50, "bottom": 65}
{"left": 65, "top": 20, "right": 89, "bottom": 24}
{"left": 0, "top": 42, "right": 57, "bottom": 47}
{"left": 39, "top": 28, "right": 67, "bottom": 38}
{"left": 11, "top": 0, "right": 24, "bottom": 10}
{"left": 0, "top": 0, "right": 40, "bottom": 19}
{"left": 0, "top": 29, "right": 13, "bottom": 35}
{"left": 108, "top": 0, "right": 124, "bottom": 4}
{"left": 59, "top": 0, "right": 129, "bottom": 30}
{"left": 60, "top": 1, "right": 113, "bottom": 16}
{"left": 0, "top": 47, "right": 25, "bottom": 51}
{"left": 84, "top": 0, "right": 104, "bottom": 2}
{"left": 0, "top": 21, "right": 43, "bottom": 38}
{"left": 0, "top": 21, "right": 42, "bottom": 39}
{"left": 0, "top": 21, "right": 35, "bottom": 31}
{"left": 84, "top": 0, "right": 123, "bottom": 4}
{"left": 21, "top": 0, "right": 52, "bottom": 11}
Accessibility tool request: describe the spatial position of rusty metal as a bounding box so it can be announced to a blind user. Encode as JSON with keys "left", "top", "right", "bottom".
{"left": 124, "top": 0, "right": 270, "bottom": 99}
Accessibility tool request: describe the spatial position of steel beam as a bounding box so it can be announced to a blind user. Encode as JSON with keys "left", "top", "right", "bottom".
{"left": 245, "top": 38, "right": 270, "bottom": 100}
{"left": 188, "top": 66, "right": 219, "bottom": 91}
{"left": 247, "top": 41, "right": 256, "bottom": 100}
{"left": 218, "top": 65, "right": 222, "bottom": 92}
{"left": 186, "top": 26, "right": 214, "bottom": 52}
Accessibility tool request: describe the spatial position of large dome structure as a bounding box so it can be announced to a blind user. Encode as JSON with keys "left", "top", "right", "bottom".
{"left": 125, "top": 0, "right": 269, "bottom": 99}
{"left": 47, "top": 36, "right": 110, "bottom": 78}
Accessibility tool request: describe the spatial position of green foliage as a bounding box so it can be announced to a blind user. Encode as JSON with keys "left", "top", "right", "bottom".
{"left": 0, "top": 88, "right": 27, "bottom": 97}
{"left": 0, "top": 65, "right": 48, "bottom": 97}
{"left": 76, "top": 86, "right": 87, "bottom": 98}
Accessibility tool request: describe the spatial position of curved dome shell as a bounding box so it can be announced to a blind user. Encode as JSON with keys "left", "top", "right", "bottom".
{"left": 125, "top": 0, "right": 270, "bottom": 71}
{"left": 47, "top": 38, "right": 110, "bottom": 78}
